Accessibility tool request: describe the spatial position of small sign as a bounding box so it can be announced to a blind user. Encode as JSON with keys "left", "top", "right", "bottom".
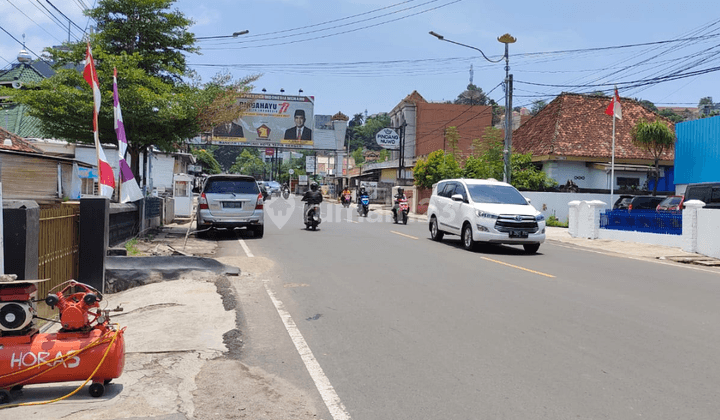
{"left": 265, "top": 148, "right": 274, "bottom": 157}
{"left": 289, "top": 169, "right": 295, "bottom": 175}
{"left": 305, "top": 156, "right": 315, "bottom": 173}
{"left": 376, "top": 128, "right": 400, "bottom": 149}
{"left": 299, "top": 175, "right": 308, "bottom": 185}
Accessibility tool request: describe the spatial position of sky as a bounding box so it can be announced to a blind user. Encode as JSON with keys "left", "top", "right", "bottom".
{"left": 1, "top": 0, "right": 719, "bottom": 119}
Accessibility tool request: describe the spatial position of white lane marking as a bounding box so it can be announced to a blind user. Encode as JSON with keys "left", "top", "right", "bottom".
{"left": 263, "top": 281, "right": 352, "bottom": 420}
{"left": 238, "top": 239, "right": 254, "bottom": 258}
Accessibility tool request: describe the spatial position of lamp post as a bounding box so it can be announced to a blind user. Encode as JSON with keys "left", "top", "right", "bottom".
{"left": 196, "top": 30, "right": 249, "bottom": 40}
{"left": 429, "top": 31, "right": 516, "bottom": 183}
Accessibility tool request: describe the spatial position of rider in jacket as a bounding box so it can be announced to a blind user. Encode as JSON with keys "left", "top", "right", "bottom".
{"left": 392, "top": 187, "right": 406, "bottom": 217}
{"left": 302, "top": 182, "right": 323, "bottom": 205}
{"left": 341, "top": 186, "right": 352, "bottom": 204}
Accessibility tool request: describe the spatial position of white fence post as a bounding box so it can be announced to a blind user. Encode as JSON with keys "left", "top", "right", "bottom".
{"left": 568, "top": 200, "right": 581, "bottom": 238}
{"left": 682, "top": 200, "right": 704, "bottom": 253}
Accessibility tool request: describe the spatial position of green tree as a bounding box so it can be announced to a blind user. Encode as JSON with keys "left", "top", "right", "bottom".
{"left": 191, "top": 149, "right": 221, "bottom": 174}
{"left": 0, "top": 0, "right": 240, "bottom": 182}
{"left": 530, "top": 100, "right": 547, "bottom": 116}
{"left": 194, "top": 70, "right": 260, "bottom": 136}
{"left": 444, "top": 126, "right": 460, "bottom": 158}
{"left": 454, "top": 84, "right": 488, "bottom": 105}
{"left": 658, "top": 108, "right": 686, "bottom": 123}
{"left": 349, "top": 113, "right": 391, "bottom": 151}
{"left": 509, "top": 153, "right": 558, "bottom": 190}
{"left": 630, "top": 119, "right": 676, "bottom": 195}
{"left": 86, "top": 0, "right": 197, "bottom": 85}
{"left": 230, "top": 149, "right": 266, "bottom": 178}
{"left": 463, "top": 127, "right": 557, "bottom": 190}
{"left": 698, "top": 96, "right": 713, "bottom": 110}
{"left": 413, "top": 150, "right": 462, "bottom": 189}
{"left": 351, "top": 147, "right": 365, "bottom": 166}
{"left": 377, "top": 149, "right": 389, "bottom": 162}
{"left": 637, "top": 99, "right": 658, "bottom": 113}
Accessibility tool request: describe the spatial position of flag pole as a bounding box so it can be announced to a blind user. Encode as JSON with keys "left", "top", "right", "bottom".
{"left": 610, "top": 114, "right": 615, "bottom": 210}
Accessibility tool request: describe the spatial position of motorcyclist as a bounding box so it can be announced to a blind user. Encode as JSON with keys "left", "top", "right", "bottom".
{"left": 357, "top": 186, "right": 368, "bottom": 202}
{"left": 341, "top": 186, "right": 352, "bottom": 204}
{"left": 302, "top": 182, "right": 323, "bottom": 222}
{"left": 392, "top": 187, "right": 407, "bottom": 217}
{"left": 357, "top": 186, "right": 369, "bottom": 214}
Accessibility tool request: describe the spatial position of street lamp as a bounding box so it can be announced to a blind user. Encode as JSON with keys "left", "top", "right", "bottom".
{"left": 429, "top": 31, "right": 516, "bottom": 184}
{"left": 196, "top": 30, "right": 249, "bottom": 40}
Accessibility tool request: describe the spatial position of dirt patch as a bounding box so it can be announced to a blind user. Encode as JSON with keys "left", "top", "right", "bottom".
{"left": 192, "top": 359, "right": 324, "bottom": 420}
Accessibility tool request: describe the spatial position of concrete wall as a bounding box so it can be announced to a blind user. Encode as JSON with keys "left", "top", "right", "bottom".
{"left": 521, "top": 192, "right": 616, "bottom": 223}
{"left": 696, "top": 207, "right": 720, "bottom": 258}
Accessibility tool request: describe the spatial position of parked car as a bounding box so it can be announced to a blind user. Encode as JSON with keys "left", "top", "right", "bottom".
{"left": 683, "top": 182, "right": 720, "bottom": 209}
{"left": 627, "top": 195, "right": 666, "bottom": 211}
{"left": 266, "top": 180, "right": 282, "bottom": 196}
{"left": 613, "top": 195, "right": 634, "bottom": 210}
{"left": 656, "top": 195, "right": 684, "bottom": 212}
{"left": 256, "top": 181, "right": 271, "bottom": 201}
{"left": 427, "top": 178, "right": 545, "bottom": 254}
{"left": 196, "top": 174, "right": 264, "bottom": 238}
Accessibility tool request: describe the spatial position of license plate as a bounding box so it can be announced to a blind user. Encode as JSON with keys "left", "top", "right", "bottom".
{"left": 510, "top": 230, "right": 528, "bottom": 238}
{"left": 223, "top": 202, "right": 242, "bottom": 209}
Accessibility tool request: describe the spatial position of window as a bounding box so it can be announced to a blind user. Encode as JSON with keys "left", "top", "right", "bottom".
{"left": 439, "top": 182, "right": 456, "bottom": 198}
{"left": 617, "top": 177, "right": 640, "bottom": 188}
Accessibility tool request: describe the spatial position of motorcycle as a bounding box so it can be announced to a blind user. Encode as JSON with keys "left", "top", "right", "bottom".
{"left": 281, "top": 184, "right": 290, "bottom": 199}
{"left": 392, "top": 198, "right": 409, "bottom": 225}
{"left": 304, "top": 203, "right": 321, "bottom": 230}
{"left": 341, "top": 192, "right": 352, "bottom": 208}
{"left": 358, "top": 194, "right": 370, "bottom": 217}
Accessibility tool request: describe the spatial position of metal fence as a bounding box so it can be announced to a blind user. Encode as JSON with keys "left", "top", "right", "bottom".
{"left": 37, "top": 205, "right": 80, "bottom": 319}
{"left": 600, "top": 210, "right": 682, "bottom": 235}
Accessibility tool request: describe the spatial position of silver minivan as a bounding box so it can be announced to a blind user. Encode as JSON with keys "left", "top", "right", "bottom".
{"left": 196, "top": 174, "right": 264, "bottom": 237}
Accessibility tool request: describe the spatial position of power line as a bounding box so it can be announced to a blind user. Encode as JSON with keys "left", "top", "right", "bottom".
{"left": 5, "top": 0, "right": 63, "bottom": 44}
{"left": 196, "top": 0, "right": 421, "bottom": 42}
{"left": 199, "top": 0, "right": 464, "bottom": 50}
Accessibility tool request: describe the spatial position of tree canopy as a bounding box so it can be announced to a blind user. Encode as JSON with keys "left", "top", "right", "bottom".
{"left": 454, "top": 84, "right": 488, "bottom": 106}
{"left": 631, "top": 119, "right": 676, "bottom": 195}
{"left": 1, "top": 0, "right": 258, "bottom": 181}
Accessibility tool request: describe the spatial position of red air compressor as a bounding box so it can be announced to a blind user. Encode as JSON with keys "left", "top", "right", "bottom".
{"left": 0, "top": 278, "right": 125, "bottom": 405}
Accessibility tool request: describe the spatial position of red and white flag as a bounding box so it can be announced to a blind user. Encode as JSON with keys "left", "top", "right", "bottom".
{"left": 84, "top": 43, "right": 115, "bottom": 198}
{"left": 605, "top": 87, "right": 622, "bottom": 120}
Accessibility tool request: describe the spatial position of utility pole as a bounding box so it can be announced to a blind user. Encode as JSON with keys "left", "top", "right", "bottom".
{"left": 499, "top": 34, "right": 517, "bottom": 184}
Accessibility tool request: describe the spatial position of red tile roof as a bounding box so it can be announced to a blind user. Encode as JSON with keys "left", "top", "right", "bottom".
{"left": 0, "top": 126, "right": 42, "bottom": 153}
{"left": 512, "top": 93, "right": 675, "bottom": 162}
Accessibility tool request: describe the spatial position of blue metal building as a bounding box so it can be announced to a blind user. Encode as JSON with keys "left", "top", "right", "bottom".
{"left": 674, "top": 115, "right": 720, "bottom": 188}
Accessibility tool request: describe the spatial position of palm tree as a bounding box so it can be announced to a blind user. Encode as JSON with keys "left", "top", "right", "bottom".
{"left": 631, "top": 119, "right": 676, "bottom": 195}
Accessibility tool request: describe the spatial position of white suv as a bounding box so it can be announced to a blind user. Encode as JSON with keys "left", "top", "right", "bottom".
{"left": 427, "top": 178, "right": 545, "bottom": 253}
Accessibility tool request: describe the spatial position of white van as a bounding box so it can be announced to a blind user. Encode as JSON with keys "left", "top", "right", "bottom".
{"left": 426, "top": 178, "right": 546, "bottom": 253}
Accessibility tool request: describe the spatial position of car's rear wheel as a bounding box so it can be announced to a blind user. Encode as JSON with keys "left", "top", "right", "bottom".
{"left": 523, "top": 243, "right": 540, "bottom": 254}
{"left": 430, "top": 217, "right": 444, "bottom": 241}
{"left": 251, "top": 225, "right": 264, "bottom": 238}
{"left": 462, "top": 223, "right": 476, "bottom": 251}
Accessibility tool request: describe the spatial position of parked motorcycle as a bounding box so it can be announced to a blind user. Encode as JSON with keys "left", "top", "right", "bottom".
{"left": 392, "top": 198, "right": 409, "bottom": 224}
{"left": 358, "top": 194, "right": 370, "bottom": 217}
{"left": 304, "top": 203, "right": 321, "bottom": 230}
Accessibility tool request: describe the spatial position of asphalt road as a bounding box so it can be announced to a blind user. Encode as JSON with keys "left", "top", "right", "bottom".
{"left": 221, "top": 195, "right": 720, "bottom": 420}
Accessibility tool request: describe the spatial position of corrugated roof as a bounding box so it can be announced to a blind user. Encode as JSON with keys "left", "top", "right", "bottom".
{"left": 512, "top": 93, "right": 675, "bottom": 162}
{"left": 0, "top": 126, "right": 42, "bottom": 153}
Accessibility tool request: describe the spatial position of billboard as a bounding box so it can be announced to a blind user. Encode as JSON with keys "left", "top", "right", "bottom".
{"left": 209, "top": 93, "right": 315, "bottom": 149}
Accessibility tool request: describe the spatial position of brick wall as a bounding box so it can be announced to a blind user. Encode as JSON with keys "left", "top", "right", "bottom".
{"left": 415, "top": 103, "right": 493, "bottom": 158}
